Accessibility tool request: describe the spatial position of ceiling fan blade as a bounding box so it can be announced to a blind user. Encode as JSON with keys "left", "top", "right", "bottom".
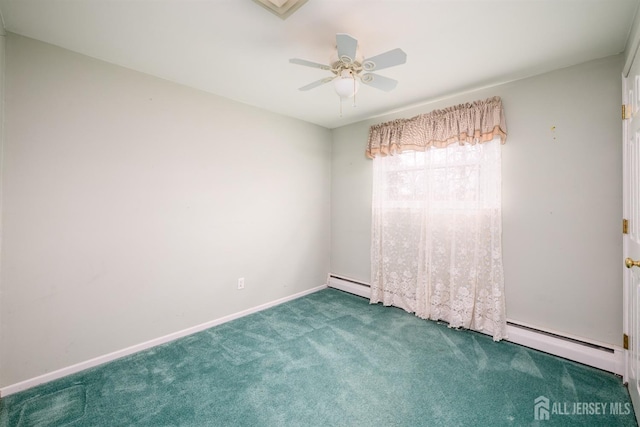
{"left": 362, "top": 48, "right": 407, "bottom": 71}
{"left": 298, "top": 76, "right": 336, "bottom": 91}
{"left": 360, "top": 73, "right": 398, "bottom": 92}
{"left": 336, "top": 33, "right": 358, "bottom": 63}
{"left": 289, "top": 58, "right": 331, "bottom": 70}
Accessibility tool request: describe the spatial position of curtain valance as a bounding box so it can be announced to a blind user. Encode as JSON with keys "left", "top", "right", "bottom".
{"left": 366, "top": 96, "right": 507, "bottom": 159}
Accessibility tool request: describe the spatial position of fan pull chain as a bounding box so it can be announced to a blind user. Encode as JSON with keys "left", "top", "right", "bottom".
{"left": 353, "top": 75, "right": 357, "bottom": 108}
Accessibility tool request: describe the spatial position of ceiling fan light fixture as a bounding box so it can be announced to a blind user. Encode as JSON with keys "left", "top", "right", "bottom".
{"left": 334, "top": 70, "right": 360, "bottom": 98}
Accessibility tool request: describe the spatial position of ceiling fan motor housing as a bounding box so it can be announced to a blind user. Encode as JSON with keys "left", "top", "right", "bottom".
{"left": 329, "top": 50, "right": 364, "bottom": 76}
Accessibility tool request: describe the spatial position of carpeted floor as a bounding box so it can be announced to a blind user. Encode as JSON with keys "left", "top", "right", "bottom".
{"left": 0, "top": 288, "right": 636, "bottom": 426}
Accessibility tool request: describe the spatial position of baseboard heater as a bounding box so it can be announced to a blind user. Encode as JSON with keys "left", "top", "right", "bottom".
{"left": 327, "top": 274, "right": 623, "bottom": 375}
{"left": 505, "top": 321, "right": 622, "bottom": 375}
{"left": 506, "top": 321, "right": 614, "bottom": 353}
{"left": 327, "top": 274, "right": 371, "bottom": 298}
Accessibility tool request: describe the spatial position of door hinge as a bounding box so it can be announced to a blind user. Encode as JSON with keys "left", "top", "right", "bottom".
{"left": 624, "top": 333, "right": 629, "bottom": 350}
{"left": 624, "top": 219, "right": 629, "bottom": 235}
{"left": 623, "top": 104, "right": 629, "bottom": 120}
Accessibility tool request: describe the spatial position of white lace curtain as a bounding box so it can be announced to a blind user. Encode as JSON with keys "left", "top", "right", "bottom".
{"left": 369, "top": 97, "right": 507, "bottom": 340}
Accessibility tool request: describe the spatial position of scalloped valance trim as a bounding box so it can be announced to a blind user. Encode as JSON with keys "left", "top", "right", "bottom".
{"left": 366, "top": 96, "right": 507, "bottom": 159}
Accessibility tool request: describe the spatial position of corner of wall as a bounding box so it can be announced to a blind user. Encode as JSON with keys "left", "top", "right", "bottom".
{"left": 623, "top": 1, "right": 640, "bottom": 76}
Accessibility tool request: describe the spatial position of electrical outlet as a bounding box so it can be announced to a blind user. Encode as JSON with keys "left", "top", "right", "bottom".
{"left": 237, "top": 277, "right": 245, "bottom": 290}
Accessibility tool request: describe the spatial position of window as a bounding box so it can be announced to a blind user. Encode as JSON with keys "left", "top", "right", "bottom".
{"left": 368, "top": 97, "right": 507, "bottom": 340}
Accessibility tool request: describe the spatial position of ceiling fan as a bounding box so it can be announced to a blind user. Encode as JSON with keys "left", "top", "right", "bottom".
{"left": 290, "top": 33, "right": 407, "bottom": 101}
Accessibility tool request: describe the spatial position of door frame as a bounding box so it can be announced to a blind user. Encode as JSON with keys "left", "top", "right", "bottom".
{"left": 623, "top": 34, "right": 640, "bottom": 422}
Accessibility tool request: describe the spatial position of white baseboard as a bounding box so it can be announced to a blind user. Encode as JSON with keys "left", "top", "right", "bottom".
{"left": 328, "top": 274, "right": 623, "bottom": 375}
{"left": 0, "top": 284, "right": 327, "bottom": 397}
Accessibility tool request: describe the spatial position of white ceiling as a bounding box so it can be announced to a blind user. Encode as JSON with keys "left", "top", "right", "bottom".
{"left": 0, "top": 0, "right": 637, "bottom": 129}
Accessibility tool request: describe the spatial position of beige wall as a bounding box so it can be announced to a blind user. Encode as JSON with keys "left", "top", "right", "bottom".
{"left": 0, "top": 34, "right": 332, "bottom": 387}
{"left": 331, "top": 55, "right": 623, "bottom": 346}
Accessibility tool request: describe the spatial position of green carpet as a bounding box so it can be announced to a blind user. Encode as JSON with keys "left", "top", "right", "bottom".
{"left": 0, "top": 288, "right": 636, "bottom": 426}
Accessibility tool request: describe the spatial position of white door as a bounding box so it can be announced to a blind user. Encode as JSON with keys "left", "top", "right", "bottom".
{"left": 623, "top": 45, "right": 640, "bottom": 420}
